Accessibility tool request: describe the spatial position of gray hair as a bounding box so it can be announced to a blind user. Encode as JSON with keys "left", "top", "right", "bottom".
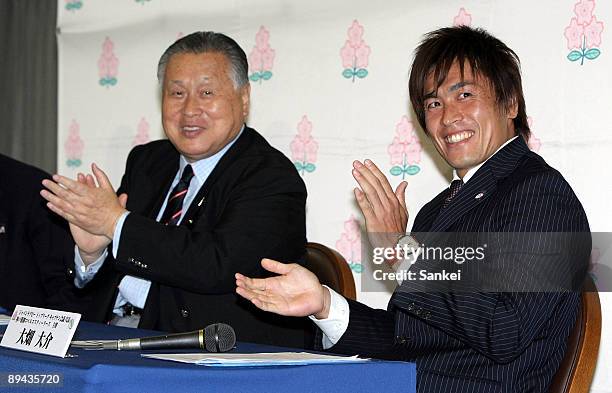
{"left": 157, "top": 31, "right": 249, "bottom": 89}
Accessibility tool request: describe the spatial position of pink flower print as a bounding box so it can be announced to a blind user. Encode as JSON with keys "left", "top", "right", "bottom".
{"left": 584, "top": 16, "right": 604, "bottom": 48}
{"left": 340, "top": 20, "right": 370, "bottom": 81}
{"left": 98, "top": 37, "right": 119, "bottom": 87}
{"left": 249, "top": 50, "right": 263, "bottom": 71}
{"left": 388, "top": 140, "right": 405, "bottom": 166}
{"left": 453, "top": 8, "right": 472, "bottom": 27}
{"left": 526, "top": 118, "right": 541, "bottom": 152}
{"left": 574, "top": 0, "right": 595, "bottom": 25}
{"left": 248, "top": 27, "right": 275, "bottom": 83}
{"left": 354, "top": 45, "right": 371, "bottom": 69}
{"left": 347, "top": 20, "right": 364, "bottom": 47}
{"left": 404, "top": 141, "right": 422, "bottom": 165}
{"left": 565, "top": 18, "right": 585, "bottom": 50}
{"left": 133, "top": 117, "right": 150, "bottom": 146}
{"left": 290, "top": 116, "right": 318, "bottom": 175}
{"left": 336, "top": 215, "right": 362, "bottom": 272}
{"left": 340, "top": 43, "right": 356, "bottom": 69}
{"left": 255, "top": 26, "right": 270, "bottom": 50}
{"left": 565, "top": 0, "right": 603, "bottom": 64}
{"left": 395, "top": 116, "right": 414, "bottom": 142}
{"left": 65, "top": 120, "right": 84, "bottom": 168}
{"left": 261, "top": 48, "right": 275, "bottom": 71}
{"left": 388, "top": 116, "right": 422, "bottom": 179}
{"left": 527, "top": 135, "right": 541, "bottom": 152}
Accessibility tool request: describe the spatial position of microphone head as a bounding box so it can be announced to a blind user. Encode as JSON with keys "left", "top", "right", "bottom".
{"left": 204, "top": 323, "right": 236, "bottom": 352}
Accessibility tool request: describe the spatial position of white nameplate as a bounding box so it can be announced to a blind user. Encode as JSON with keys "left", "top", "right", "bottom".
{"left": 0, "top": 305, "right": 81, "bottom": 358}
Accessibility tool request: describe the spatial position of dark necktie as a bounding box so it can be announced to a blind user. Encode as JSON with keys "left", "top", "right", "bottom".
{"left": 160, "top": 165, "right": 194, "bottom": 226}
{"left": 442, "top": 179, "right": 464, "bottom": 208}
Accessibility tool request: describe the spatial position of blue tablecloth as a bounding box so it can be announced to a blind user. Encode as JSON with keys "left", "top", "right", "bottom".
{"left": 0, "top": 321, "right": 416, "bottom": 393}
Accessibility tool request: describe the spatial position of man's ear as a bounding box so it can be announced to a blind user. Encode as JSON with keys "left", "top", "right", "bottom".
{"left": 507, "top": 96, "right": 519, "bottom": 119}
{"left": 241, "top": 83, "right": 251, "bottom": 117}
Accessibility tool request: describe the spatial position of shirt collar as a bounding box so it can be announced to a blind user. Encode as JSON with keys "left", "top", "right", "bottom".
{"left": 177, "top": 124, "right": 245, "bottom": 182}
{"left": 452, "top": 135, "right": 519, "bottom": 184}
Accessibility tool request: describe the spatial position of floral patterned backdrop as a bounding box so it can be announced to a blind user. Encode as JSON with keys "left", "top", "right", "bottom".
{"left": 57, "top": 0, "right": 611, "bottom": 388}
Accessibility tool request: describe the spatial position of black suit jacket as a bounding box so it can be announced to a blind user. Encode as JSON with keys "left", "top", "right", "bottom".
{"left": 327, "top": 137, "right": 590, "bottom": 392}
{"left": 0, "top": 154, "right": 87, "bottom": 313}
{"left": 81, "top": 127, "right": 312, "bottom": 348}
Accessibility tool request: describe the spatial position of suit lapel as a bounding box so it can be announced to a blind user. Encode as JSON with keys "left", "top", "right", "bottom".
{"left": 142, "top": 151, "right": 179, "bottom": 219}
{"left": 429, "top": 136, "right": 530, "bottom": 232}
{"left": 429, "top": 167, "right": 497, "bottom": 232}
{"left": 181, "top": 127, "right": 255, "bottom": 223}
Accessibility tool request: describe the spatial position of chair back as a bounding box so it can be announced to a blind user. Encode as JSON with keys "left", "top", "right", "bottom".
{"left": 305, "top": 242, "right": 356, "bottom": 300}
{"left": 549, "top": 275, "right": 601, "bottom": 393}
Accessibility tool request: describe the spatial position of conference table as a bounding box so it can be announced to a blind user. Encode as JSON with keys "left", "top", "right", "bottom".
{"left": 0, "top": 320, "right": 416, "bottom": 393}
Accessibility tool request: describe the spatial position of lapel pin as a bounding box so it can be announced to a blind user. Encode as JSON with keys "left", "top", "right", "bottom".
{"left": 197, "top": 197, "right": 206, "bottom": 207}
{"left": 0, "top": 225, "right": 5, "bottom": 234}
{"left": 475, "top": 192, "right": 485, "bottom": 199}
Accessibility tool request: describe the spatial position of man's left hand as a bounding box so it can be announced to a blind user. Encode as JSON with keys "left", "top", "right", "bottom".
{"left": 352, "top": 159, "right": 409, "bottom": 257}
{"left": 41, "top": 163, "right": 126, "bottom": 239}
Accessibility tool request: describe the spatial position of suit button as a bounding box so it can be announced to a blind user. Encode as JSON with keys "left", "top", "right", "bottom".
{"left": 395, "top": 336, "right": 407, "bottom": 345}
{"left": 407, "top": 303, "right": 415, "bottom": 311}
{"left": 180, "top": 309, "right": 189, "bottom": 318}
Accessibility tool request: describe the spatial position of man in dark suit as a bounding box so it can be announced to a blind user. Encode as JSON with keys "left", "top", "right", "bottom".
{"left": 41, "top": 31, "right": 310, "bottom": 348}
{"left": 235, "top": 26, "right": 590, "bottom": 391}
{"left": 0, "top": 154, "right": 87, "bottom": 313}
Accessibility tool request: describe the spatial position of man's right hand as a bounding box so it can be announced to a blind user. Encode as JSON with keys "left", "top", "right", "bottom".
{"left": 236, "top": 259, "right": 331, "bottom": 319}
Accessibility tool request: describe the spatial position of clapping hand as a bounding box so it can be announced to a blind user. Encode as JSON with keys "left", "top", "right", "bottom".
{"left": 41, "top": 163, "right": 127, "bottom": 264}
{"left": 352, "top": 159, "right": 409, "bottom": 265}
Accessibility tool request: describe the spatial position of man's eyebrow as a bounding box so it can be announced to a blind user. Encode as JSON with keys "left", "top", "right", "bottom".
{"left": 424, "top": 90, "right": 437, "bottom": 100}
{"left": 424, "top": 80, "right": 475, "bottom": 100}
{"left": 167, "top": 77, "right": 212, "bottom": 84}
{"left": 448, "top": 80, "right": 474, "bottom": 92}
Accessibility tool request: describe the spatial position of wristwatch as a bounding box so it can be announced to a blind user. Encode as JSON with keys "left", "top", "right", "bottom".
{"left": 397, "top": 234, "right": 421, "bottom": 258}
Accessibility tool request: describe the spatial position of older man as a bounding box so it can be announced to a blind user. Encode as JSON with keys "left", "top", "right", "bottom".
{"left": 236, "top": 26, "right": 590, "bottom": 391}
{"left": 42, "top": 32, "right": 310, "bottom": 348}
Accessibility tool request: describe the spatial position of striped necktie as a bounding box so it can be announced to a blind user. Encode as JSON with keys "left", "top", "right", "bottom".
{"left": 442, "top": 179, "right": 464, "bottom": 208}
{"left": 160, "top": 165, "right": 194, "bottom": 225}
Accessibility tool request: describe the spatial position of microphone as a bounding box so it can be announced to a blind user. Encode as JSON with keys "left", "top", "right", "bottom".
{"left": 112, "top": 323, "right": 236, "bottom": 352}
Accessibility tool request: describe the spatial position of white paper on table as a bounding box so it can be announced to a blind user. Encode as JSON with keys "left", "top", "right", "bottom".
{"left": 141, "top": 352, "right": 370, "bottom": 367}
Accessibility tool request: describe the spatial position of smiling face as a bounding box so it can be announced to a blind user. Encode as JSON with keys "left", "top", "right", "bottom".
{"left": 423, "top": 62, "right": 517, "bottom": 178}
{"left": 161, "top": 51, "right": 250, "bottom": 162}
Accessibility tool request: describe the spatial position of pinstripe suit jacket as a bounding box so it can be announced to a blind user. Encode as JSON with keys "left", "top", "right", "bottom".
{"left": 329, "top": 137, "right": 590, "bottom": 393}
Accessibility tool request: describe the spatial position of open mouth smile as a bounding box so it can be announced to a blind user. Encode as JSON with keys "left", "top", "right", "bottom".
{"left": 445, "top": 131, "right": 474, "bottom": 144}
